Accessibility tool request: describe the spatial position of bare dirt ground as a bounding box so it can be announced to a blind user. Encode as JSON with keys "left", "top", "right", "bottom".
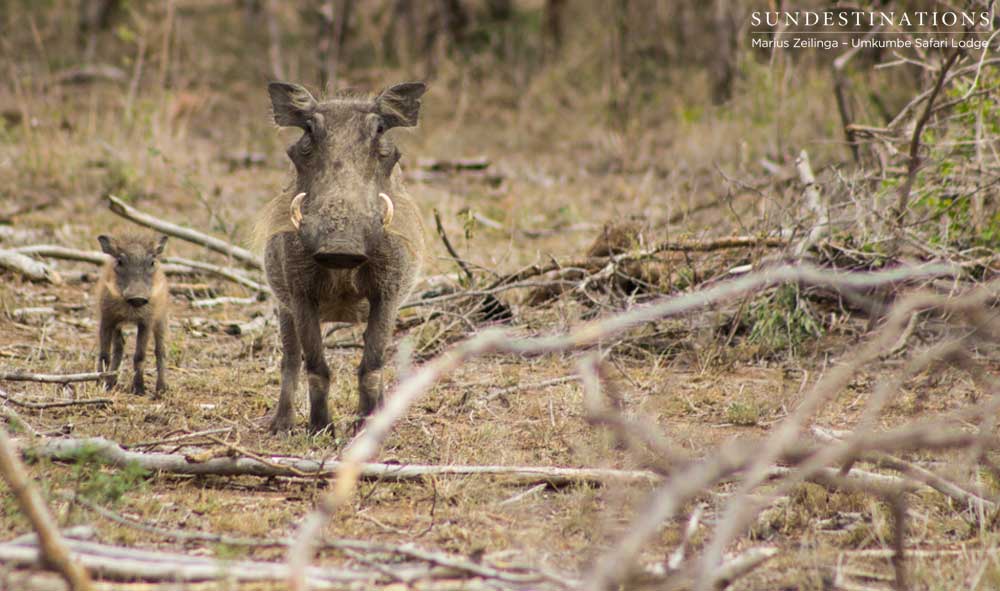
{"left": 1, "top": 45, "right": 999, "bottom": 591}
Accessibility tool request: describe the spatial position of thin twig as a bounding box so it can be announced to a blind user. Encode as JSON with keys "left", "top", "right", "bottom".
{"left": 434, "top": 208, "right": 475, "bottom": 285}
{"left": 894, "top": 49, "right": 961, "bottom": 226}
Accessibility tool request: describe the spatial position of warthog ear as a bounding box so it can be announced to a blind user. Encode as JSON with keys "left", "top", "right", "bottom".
{"left": 268, "top": 82, "right": 318, "bottom": 129}
{"left": 374, "top": 82, "right": 427, "bottom": 129}
{"left": 154, "top": 235, "right": 168, "bottom": 257}
{"left": 97, "top": 235, "right": 118, "bottom": 256}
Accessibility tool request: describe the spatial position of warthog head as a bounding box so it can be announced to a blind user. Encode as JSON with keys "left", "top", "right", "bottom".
{"left": 97, "top": 234, "right": 168, "bottom": 307}
{"left": 268, "top": 81, "right": 426, "bottom": 269}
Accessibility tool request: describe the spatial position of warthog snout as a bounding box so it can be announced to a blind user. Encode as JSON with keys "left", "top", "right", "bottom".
{"left": 290, "top": 191, "right": 393, "bottom": 269}
{"left": 127, "top": 296, "right": 149, "bottom": 308}
{"left": 313, "top": 249, "right": 368, "bottom": 269}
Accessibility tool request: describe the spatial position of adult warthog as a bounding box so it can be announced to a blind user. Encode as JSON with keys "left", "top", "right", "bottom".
{"left": 257, "top": 81, "right": 426, "bottom": 434}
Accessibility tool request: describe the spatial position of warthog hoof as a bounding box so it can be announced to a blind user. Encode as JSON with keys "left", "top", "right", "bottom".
{"left": 267, "top": 412, "right": 294, "bottom": 434}
{"left": 308, "top": 418, "right": 335, "bottom": 437}
{"left": 102, "top": 376, "right": 117, "bottom": 391}
{"left": 131, "top": 380, "right": 146, "bottom": 396}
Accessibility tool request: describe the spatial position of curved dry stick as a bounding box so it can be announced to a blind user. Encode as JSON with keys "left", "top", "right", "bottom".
{"left": 0, "top": 427, "right": 91, "bottom": 590}
{"left": 285, "top": 262, "right": 960, "bottom": 591}
{"left": 107, "top": 194, "right": 262, "bottom": 270}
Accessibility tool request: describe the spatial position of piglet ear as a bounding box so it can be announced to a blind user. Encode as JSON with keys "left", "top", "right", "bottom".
{"left": 374, "top": 82, "right": 427, "bottom": 129}
{"left": 97, "top": 235, "right": 116, "bottom": 256}
{"left": 155, "top": 235, "right": 168, "bottom": 257}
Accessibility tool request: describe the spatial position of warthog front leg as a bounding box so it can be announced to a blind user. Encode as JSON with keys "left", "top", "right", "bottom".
{"left": 97, "top": 319, "right": 121, "bottom": 390}
{"left": 110, "top": 328, "right": 125, "bottom": 377}
{"left": 269, "top": 308, "right": 301, "bottom": 434}
{"left": 295, "top": 304, "right": 333, "bottom": 434}
{"left": 153, "top": 318, "right": 167, "bottom": 397}
{"left": 358, "top": 297, "right": 394, "bottom": 418}
{"left": 132, "top": 321, "right": 150, "bottom": 395}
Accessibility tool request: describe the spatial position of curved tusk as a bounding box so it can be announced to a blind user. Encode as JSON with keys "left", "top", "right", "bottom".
{"left": 379, "top": 192, "right": 394, "bottom": 228}
{"left": 289, "top": 192, "right": 306, "bottom": 230}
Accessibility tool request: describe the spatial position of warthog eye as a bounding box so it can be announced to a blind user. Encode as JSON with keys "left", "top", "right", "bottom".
{"left": 115, "top": 257, "right": 124, "bottom": 267}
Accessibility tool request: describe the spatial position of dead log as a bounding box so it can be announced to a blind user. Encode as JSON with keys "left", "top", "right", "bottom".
{"left": 0, "top": 537, "right": 382, "bottom": 587}
{"left": 0, "top": 249, "right": 62, "bottom": 284}
{"left": 0, "top": 372, "right": 115, "bottom": 385}
{"left": 27, "top": 436, "right": 660, "bottom": 486}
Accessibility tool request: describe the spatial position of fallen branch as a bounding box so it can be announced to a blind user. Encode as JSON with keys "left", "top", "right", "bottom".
{"left": 27, "top": 436, "right": 660, "bottom": 486}
{"left": 0, "top": 372, "right": 115, "bottom": 385}
{"left": 124, "top": 427, "right": 233, "bottom": 449}
{"left": 12, "top": 244, "right": 222, "bottom": 280}
{"left": 11, "top": 245, "right": 106, "bottom": 266}
{"left": 0, "top": 392, "right": 112, "bottom": 410}
{"left": 63, "top": 493, "right": 545, "bottom": 585}
{"left": 812, "top": 426, "right": 996, "bottom": 512}
{"left": 481, "top": 375, "right": 580, "bottom": 404}
{"left": 711, "top": 546, "right": 779, "bottom": 589}
{"left": 163, "top": 256, "right": 270, "bottom": 294}
{"left": 794, "top": 150, "right": 828, "bottom": 255}
{"left": 0, "top": 426, "right": 92, "bottom": 590}
{"left": 107, "top": 194, "right": 262, "bottom": 270}
{"left": 191, "top": 295, "right": 258, "bottom": 308}
{"left": 0, "top": 249, "right": 62, "bottom": 285}
{"left": 0, "top": 405, "right": 41, "bottom": 437}
{"left": 488, "top": 235, "right": 787, "bottom": 289}
{"left": 0, "top": 536, "right": 383, "bottom": 587}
